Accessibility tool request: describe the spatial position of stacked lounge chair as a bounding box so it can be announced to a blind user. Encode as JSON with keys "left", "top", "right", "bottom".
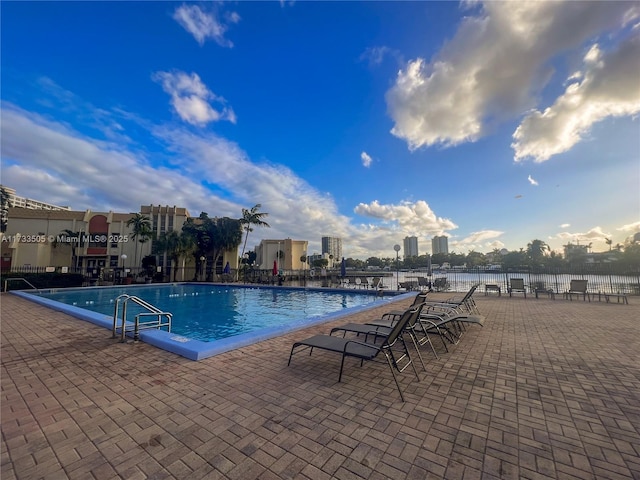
{"left": 288, "top": 284, "right": 485, "bottom": 401}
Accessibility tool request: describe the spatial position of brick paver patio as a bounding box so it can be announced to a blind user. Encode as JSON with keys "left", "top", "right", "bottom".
{"left": 2, "top": 291, "right": 639, "bottom": 479}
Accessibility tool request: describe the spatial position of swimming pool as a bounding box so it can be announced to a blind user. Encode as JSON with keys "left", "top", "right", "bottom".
{"left": 15, "top": 283, "right": 406, "bottom": 360}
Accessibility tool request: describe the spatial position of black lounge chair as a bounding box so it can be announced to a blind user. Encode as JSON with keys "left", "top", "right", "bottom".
{"left": 421, "top": 283, "right": 480, "bottom": 315}
{"left": 419, "top": 312, "right": 485, "bottom": 352}
{"left": 369, "top": 303, "right": 484, "bottom": 353}
{"left": 329, "top": 304, "right": 438, "bottom": 367}
{"left": 288, "top": 307, "right": 421, "bottom": 401}
{"left": 564, "top": 279, "right": 590, "bottom": 302}
{"left": 417, "top": 276, "right": 432, "bottom": 292}
{"left": 433, "top": 277, "right": 449, "bottom": 292}
{"left": 508, "top": 278, "right": 527, "bottom": 298}
{"left": 385, "top": 292, "right": 429, "bottom": 316}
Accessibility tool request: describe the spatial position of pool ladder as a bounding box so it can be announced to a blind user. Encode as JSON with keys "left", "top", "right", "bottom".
{"left": 112, "top": 294, "right": 172, "bottom": 342}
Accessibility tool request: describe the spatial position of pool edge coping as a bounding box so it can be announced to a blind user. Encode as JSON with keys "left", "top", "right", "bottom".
{"left": 11, "top": 284, "right": 414, "bottom": 361}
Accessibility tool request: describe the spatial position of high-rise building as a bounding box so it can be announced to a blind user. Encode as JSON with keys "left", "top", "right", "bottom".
{"left": 0, "top": 185, "right": 70, "bottom": 211}
{"left": 321, "top": 236, "right": 342, "bottom": 265}
{"left": 403, "top": 236, "right": 419, "bottom": 257}
{"left": 432, "top": 235, "right": 449, "bottom": 255}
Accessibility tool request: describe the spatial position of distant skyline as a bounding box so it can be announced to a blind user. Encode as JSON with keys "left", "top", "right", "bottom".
{"left": 2, "top": 1, "right": 639, "bottom": 259}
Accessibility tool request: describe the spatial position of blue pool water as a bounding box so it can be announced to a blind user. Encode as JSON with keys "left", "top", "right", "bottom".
{"left": 17, "top": 283, "right": 409, "bottom": 360}
{"left": 36, "top": 283, "right": 380, "bottom": 342}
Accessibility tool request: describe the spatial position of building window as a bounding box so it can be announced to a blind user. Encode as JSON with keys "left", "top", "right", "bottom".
{"left": 89, "top": 234, "right": 108, "bottom": 249}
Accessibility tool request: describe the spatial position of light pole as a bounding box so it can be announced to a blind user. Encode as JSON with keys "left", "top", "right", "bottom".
{"left": 120, "top": 254, "right": 127, "bottom": 284}
{"left": 200, "top": 256, "right": 205, "bottom": 281}
{"left": 243, "top": 253, "right": 249, "bottom": 283}
{"left": 394, "top": 244, "right": 401, "bottom": 290}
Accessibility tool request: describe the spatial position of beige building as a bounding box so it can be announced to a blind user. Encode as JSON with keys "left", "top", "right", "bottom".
{"left": 1, "top": 204, "right": 241, "bottom": 281}
{"left": 255, "top": 239, "right": 308, "bottom": 272}
{"left": 1, "top": 207, "right": 150, "bottom": 276}
{"left": 141, "top": 204, "right": 191, "bottom": 276}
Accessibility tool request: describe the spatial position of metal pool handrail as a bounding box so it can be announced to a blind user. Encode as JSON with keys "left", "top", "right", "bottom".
{"left": 3, "top": 277, "right": 40, "bottom": 293}
{"left": 112, "top": 294, "right": 172, "bottom": 342}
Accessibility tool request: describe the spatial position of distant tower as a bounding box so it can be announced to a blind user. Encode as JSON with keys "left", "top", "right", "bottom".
{"left": 432, "top": 235, "right": 449, "bottom": 255}
{"left": 403, "top": 236, "right": 419, "bottom": 257}
{"left": 321, "top": 236, "right": 342, "bottom": 261}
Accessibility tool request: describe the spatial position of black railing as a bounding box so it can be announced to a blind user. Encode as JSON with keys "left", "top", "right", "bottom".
{"left": 2, "top": 264, "right": 639, "bottom": 295}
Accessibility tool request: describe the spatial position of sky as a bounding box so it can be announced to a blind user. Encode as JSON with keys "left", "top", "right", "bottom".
{"left": 1, "top": 1, "right": 639, "bottom": 260}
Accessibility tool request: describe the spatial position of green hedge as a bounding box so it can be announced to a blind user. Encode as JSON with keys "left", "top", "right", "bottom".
{"left": 1, "top": 272, "right": 84, "bottom": 291}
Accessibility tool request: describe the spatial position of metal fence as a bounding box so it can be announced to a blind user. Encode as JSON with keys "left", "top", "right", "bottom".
{"left": 424, "top": 266, "right": 640, "bottom": 295}
{"left": 2, "top": 264, "right": 639, "bottom": 295}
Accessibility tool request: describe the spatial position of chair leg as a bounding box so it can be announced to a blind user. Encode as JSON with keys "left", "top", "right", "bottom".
{"left": 417, "top": 324, "right": 439, "bottom": 359}
{"left": 407, "top": 332, "right": 427, "bottom": 371}
{"left": 287, "top": 346, "right": 296, "bottom": 366}
{"left": 425, "top": 333, "right": 438, "bottom": 359}
{"left": 421, "top": 320, "right": 449, "bottom": 352}
{"left": 338, "top": 354, "right": 346, "bottom": 382}
{"left": 383, "top": 353, "right": 406, "bottom": 402}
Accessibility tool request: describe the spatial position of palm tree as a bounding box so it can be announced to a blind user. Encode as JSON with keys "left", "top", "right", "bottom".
{"left": 526, "top": 239, "right": 549, "bottom": 265}
{"left": 239, "top": 204, "right": 270, "bottom": 261}
{"left": 155, "top": 230, "right": 194, "bottom": 281}
{"left": 605, "top": 238, "right": 612, "bottom": 251}
{"left": 182, "top": 214, "right": 243, "bottom": 281}
{"left": 0, "top": 186, "right": 11, "bottom": 233}
{"left": 126, "top": 213, "right": 152, "bottom": 269}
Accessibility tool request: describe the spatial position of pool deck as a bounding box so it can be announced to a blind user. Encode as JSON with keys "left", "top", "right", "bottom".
{"left": 2, "top": 292, "right": 639, "bottom": 479}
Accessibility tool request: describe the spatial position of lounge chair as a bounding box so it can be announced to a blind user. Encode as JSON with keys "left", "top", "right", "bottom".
{"left": 421, "top": 283, "right": 480, "bottom": 315}
{"left": 329, "top": 304, "right": 438, "bottom": 364}
{"left": 417, "top": 276, "right": 432, "bottom": 292}
{"left": 508, "top": 278, "right": 527, "bottom": 298}
{"left": 564, "top": 279, "right": 590, "bottom": 301}
{"left": 368, "top": 303, "right": 484, "bottom": 353}
{"left": 419, "top": 312, "right": 485, "bottom": 352}
{"left": 288, "top": 307, "right": 421, "bottom": 401}
{"left": 433, "top": 277, "right": 449, "bottom": 292}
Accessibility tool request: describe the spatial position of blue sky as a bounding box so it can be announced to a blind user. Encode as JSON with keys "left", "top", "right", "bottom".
{"left": 2, "top": 1, "right": 639, "bottom": 259}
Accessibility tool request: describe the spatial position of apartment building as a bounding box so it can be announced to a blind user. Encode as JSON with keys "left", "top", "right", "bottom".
{"left": 403, "top": 236, "right": 419, "bottom": 257}
{"left": 321, "top": 236, "right": 342, "bottom": 267}
{"left": 255, "top": 238, "right": 309, "bottom": 272}
{"left": 432, "top": 235, "right": 449, "bottom": 255}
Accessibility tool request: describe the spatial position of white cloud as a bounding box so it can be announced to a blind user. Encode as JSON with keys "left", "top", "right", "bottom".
{"left": 173, "top": 4, "right": 239, "bottom": 47}
{"left": 354, "top": 200, "right": 457, "bottom": 234}
{"left": 450, "top": 230, "right": 504, "bottom": 253}
{"left": 527, "top": 175, "right": 539, "bottom": 186}
{"left": 513, "top": 34, "right": 640, "bottom": 162}
{"left": 386, "top": 1, "right": 639, "bottom": 150}
{"left": 3, "top": 101, "right": 422, "bottom": 258}
{"left": 153, "top": 71, "right": 236, "bottom": 126}
{"left": 618, "top": 221, "right": 640, "bottom": 233}
{"left": 0, "top": 104, "right": 235, "bottom": 215}
{"left": 559, "top": 223, "right": 571, "bottom": 228}
{"left": 551, "top": 226, "right": 612, "bottom": 245}
{"left": 360, "top": 46, "right": 403, "bottom": 67}
{"left": 360, "top": 151, "right": 373, "bottom": 167}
